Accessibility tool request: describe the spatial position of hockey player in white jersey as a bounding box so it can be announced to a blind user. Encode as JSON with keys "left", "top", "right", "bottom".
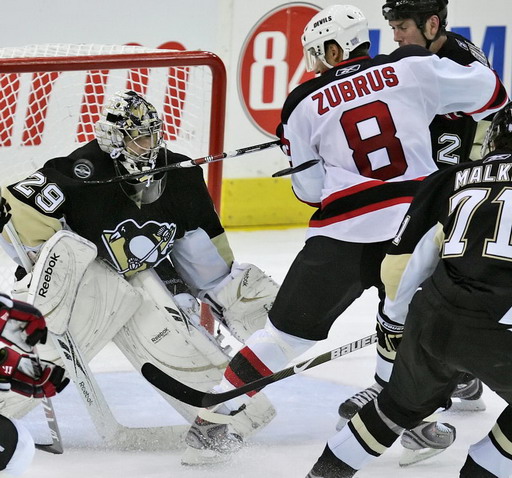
{"left": 337, "top": 0, "right": 491, "bottom": 461}
{"left": 0, "top": 90, "right": 279, "bottom": 461}
{"left": 181, "top": 3, "right": 509, "bottom": 467}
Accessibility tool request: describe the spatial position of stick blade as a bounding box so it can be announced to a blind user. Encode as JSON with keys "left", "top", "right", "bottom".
{"left": 271, "top": 159, "right": 319, "bottom": 177}
{"left": 141, "top": 363, "right": 207, "bottom": 408}
{"left": 35, "top": 442, "right": 64, "bottom": 454}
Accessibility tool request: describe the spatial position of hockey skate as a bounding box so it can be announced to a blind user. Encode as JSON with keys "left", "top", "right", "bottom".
{"left": 336, "top": 383, "right": 383, "bottom": 431}
{"left": 449, "top": 376, "right": 486, "bottom": 412}
{"left": 181, "top": 414, "right": 243, "bottom": 465}
{"left": 399, "top": 420, "right": 456, "bottom": 466}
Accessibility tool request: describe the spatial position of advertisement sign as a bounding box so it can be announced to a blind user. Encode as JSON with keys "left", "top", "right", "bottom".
{"left": 238, "top": 3, "right": 320, "bottom": 137}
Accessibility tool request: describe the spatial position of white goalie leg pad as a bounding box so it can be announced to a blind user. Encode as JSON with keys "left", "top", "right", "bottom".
{"left": 198, "top": 391, "right": 277, "bottom": 439}
{"left": 114, "top": 268, "right": 231, "bottom": 422}
{"left": 116, "top": 269, "right": 277, "bottom": 436}
{"left": 2, "top": 237, "right": 143, "bottom": 420}
{"left": 205, "top": 262, "right": 280, "bottom": 343}
{"left": 27, "top": 230, "right": 98, "bottom": 334}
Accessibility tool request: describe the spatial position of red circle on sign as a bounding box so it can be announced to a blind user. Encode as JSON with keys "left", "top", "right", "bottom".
{"left": 238, "top": 3, "right": 320, "bottom": 137}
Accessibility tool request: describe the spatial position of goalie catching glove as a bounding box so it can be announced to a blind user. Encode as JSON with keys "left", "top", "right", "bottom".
{"left": 204, "top": 263, "right": 280, "bottom": 342}
{"left": 0, "top": 293, "right": 48, "bottom": 353}
{"left": 0, "top": 347, "right": 69, "bottom": 398}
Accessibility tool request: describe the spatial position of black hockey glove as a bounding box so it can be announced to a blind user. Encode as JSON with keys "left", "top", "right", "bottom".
{"left": 0, "top": 197, "right": 11, "bottom": 233}
{"left": 376, "top": 320, "right": 404, "bottom": 354}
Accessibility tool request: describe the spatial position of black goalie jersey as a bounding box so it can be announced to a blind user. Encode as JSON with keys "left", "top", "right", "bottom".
{"left": 382, "top": 150, "right": 512, "bottom": 326}
{"left": 2, "top": 140, "right": 233, "bottom": 290}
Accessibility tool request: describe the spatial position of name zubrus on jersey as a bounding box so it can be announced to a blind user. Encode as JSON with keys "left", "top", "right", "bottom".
{"left": 312, "top": 66, "right": 399, "bottom": 115}
{"left": 38, "top": 253, "right": 60, "bottom": 298}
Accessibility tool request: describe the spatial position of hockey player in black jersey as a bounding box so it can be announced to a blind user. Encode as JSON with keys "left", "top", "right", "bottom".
{"left": 306, "top": 101, "right": 512, "bottom": 478}
{"left": 338, "top": 0, "right": 491, "bottom": 456}
{"left": 0, "top": 90, "right": 279, "bottom": 462}
{"left": 384, "top": 0, "right": 493, "bottom": 168}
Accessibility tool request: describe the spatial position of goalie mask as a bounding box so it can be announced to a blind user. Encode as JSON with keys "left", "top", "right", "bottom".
{"left": 95, "top": 90, "right": 167, "bottom": 204}
{"left": 302, "top": 4, "right": 370, "bottom": 71}
{"left": 481, "top": 102, "right": 512, "bottom": 158}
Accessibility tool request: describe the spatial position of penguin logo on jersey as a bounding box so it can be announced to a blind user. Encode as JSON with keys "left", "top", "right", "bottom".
{"left": 102, "top": 219, "right": 177, "bottom": 275}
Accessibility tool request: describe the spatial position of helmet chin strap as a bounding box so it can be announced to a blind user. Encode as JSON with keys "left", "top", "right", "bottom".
{"left": 419, "top": 16, "right": 444, "bottom": 51}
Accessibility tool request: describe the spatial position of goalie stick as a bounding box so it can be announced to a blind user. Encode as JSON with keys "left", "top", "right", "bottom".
{"left": 4, "top": 221, "right": 63, "bottom": 454}
{"left": 142, "top": 332, "right": 378, "bottom": 408}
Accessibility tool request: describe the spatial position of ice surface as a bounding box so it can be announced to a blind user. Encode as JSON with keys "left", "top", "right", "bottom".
{"left": 21, "top": 228, "right": 506, "bottom": 477}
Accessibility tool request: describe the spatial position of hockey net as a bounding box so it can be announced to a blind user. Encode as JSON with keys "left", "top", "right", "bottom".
{"left": 0, "top": 44, "right": 226, "bottom": 292}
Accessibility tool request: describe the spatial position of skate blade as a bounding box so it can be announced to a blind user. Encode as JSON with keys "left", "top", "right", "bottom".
{"left": 336, "top": 416, "right": 349, "bottom": 431}
{"left": 399, "top": 447, "right": 447, "bottom": 467}
{"left": 449, "top": 397, "right": 486, "bottom": 412}
{"left": 181, "top": 446, "right": 233, "bottom": 466}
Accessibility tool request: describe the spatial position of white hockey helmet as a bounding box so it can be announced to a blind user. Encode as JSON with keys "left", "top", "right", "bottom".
{"left": 95, "top": 89, "right": 164, "bottom": 174}
{"left": 302, "top": 4, "right": 370, "bottom": 71}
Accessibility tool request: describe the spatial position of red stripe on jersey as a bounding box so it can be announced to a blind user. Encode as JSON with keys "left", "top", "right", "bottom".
{"left": 467, "top": 72, "right": 508, "bottom": 115}
{"left": 322, "top": 177, "right": 425, "bottom": 208}
{"left": 322, "top": 180, "right": 384, "bottom": 207}
{"left": 309, "top": 196, "right": 414, "bottom": 228}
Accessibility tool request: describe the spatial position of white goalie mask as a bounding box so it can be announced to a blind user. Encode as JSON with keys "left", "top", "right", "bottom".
{"left": 95, "top": 90, "right": 167, "bottom": 204}
{"left": 302, "top": 4, "right": 370, "bottom": 71}
{"left": 95, "top": 90, "right": 164, "bottom": 174}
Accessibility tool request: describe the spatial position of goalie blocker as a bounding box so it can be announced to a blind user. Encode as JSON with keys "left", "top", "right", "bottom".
{"left": 2, "top": 231, "right": 277, "bottom": 449}
{"left": 203, "top": 262, "right": 280, "bottom": 343}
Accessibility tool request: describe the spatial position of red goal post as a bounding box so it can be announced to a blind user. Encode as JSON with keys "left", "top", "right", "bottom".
{"left": 0, "top": 44, "right": 226, "bottom": 299}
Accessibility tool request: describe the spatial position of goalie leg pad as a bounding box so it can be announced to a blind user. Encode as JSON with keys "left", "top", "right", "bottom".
{"left": 26, "top": 230, "right": 98, "bottom": 334}
{"left": 3, "top": 247, "right": 143, "bottom": 420}
{"left": 115, "top": 269, "right": 233, "bottom": 422}
{"left": 206, "top": 263, "right": 280, "bottom": 343}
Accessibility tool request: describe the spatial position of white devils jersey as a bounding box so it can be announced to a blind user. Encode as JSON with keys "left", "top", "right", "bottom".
{"left": 280, "top": 45, "right": 508, "bottom": 243}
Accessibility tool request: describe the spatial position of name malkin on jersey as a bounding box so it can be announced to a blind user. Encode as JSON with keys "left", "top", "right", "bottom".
{"left": 455, "top": 156, "right": 512, "bottom": 191}
{"left": 312, "top": 66, "right": 399, "bottom": 115}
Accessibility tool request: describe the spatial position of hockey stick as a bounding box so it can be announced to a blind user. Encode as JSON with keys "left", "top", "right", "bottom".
{"left": 51, "top": 329, "right": 188, "bottom": 450}
{"left": 84, "top": 139, "right": 282, "bottom": 185}
{"left": 4, "top": 221, "right": 64, "bottom": 454}
{"left": 272, "top": 159, "right": 319, "bottom": 178}
{"left": 141, "top": 332, "right": 378, "bottom": 408}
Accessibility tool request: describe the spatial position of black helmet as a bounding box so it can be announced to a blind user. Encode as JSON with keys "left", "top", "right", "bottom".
{"left": 382, "top": 0, "right": 448, "bottom": 29}
{"left": 481, "top": 103, "right": 512, "bottom": 157}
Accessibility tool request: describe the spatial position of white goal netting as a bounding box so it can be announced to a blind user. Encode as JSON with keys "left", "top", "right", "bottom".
{"left": 0, "top": 43, "right": 225, "bottom": 291}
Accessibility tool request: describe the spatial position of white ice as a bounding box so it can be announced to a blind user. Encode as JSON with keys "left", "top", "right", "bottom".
{"left": 21, "top": 228, "right": 506, "bottom": 478}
